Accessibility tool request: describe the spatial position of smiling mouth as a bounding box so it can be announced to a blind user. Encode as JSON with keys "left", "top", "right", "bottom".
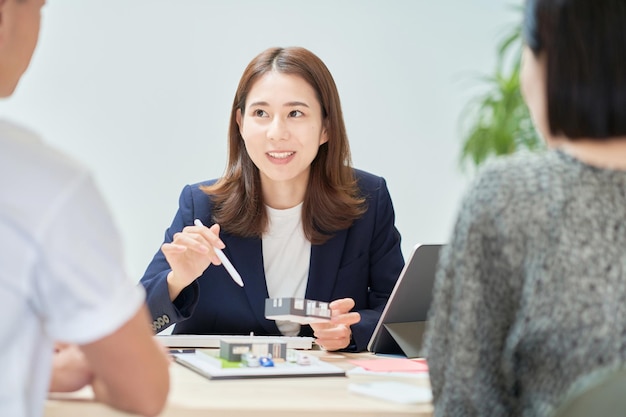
{"left": 267, "top": 151, "right": 295, "bottom": 159}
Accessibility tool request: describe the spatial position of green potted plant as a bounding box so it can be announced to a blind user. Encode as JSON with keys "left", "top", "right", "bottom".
{"left": 458, "top": 14, "right": 544, "bottom": 170}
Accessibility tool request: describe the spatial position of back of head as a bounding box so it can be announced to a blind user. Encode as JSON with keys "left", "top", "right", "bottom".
{"left": 523, "top": 0, "right": 626, "bottom": 140}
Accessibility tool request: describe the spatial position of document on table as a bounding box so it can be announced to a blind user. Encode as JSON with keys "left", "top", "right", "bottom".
{"left": 348, "top": 381, "right": 432, "bottom": 404}
{"left": 157, "top": 334, "right": 315, "bottom": 349}
{"left": 172, "top": 351, "right": 345, "bottom": 380}
{"left": 346, "top": 357, "right": 429, "bottom": 385}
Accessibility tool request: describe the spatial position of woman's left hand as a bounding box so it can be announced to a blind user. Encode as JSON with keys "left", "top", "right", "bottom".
{"left": 310, "top": 298, "right": 361, "bottom": 351}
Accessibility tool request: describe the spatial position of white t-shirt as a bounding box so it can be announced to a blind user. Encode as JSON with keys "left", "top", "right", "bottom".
{"left": 0, "top": 120, "right": 144, "bottom": 417}
{"left": 263, "top": 203, "right": 311, "bottom": 336}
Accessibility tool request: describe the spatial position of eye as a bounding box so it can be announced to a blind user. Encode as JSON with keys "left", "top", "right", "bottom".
{"left": 288, "top": 110, "right": 303, "bottom": 117}
{"left": 253, "top": 109, "right": 268, "bottom": 117}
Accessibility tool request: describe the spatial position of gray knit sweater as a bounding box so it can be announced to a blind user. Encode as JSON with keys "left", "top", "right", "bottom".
{"left": 423, "top": 149, "right": 626, "bottom": 417}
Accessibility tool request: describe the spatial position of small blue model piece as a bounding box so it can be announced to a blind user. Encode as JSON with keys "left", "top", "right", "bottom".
{"left": 259, "top": 356, "right": 274, "bottom": 367}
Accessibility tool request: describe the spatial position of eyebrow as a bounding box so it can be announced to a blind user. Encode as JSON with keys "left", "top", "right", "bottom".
{"left": 247, "top": 101, "right": 310, "bottom": 109}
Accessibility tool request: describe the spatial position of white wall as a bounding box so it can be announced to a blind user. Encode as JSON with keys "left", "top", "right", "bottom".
{"left": 0, "top": 0, "right": 521, "bottom": 279}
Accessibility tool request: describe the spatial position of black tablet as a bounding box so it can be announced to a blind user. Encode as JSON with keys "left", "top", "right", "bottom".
{"left": 367, "top": 243, "right": 443, "bottom": 358}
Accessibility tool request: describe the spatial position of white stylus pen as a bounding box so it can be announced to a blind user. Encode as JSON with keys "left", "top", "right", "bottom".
{"left": 194, "top": 219, "right": 244, "bottom": 287}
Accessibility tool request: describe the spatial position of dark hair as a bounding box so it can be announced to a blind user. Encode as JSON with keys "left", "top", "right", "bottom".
{"left": 523, "top": 0, "right": 626, "bottom": 139}
{"left": 201, "top": 47, "right": 365, "bottom": 244}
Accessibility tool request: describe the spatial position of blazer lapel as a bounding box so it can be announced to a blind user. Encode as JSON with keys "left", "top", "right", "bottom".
{"left": 306, "top": 229, "right": 348, "bottom": 302}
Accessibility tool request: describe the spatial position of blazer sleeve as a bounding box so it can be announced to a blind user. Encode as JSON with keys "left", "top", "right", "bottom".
{"left": 139, "top": 184, "right": 202, "bottom": 332}
{"left": 350, "top": 174, "right": 404, "bottom": 351}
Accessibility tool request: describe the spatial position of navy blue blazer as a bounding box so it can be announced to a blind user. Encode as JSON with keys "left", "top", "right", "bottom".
{"left": 140, "top": 169, "right": 404, "bottom": 352}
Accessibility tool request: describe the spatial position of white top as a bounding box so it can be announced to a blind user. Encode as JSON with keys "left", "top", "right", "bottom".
{"left": 0, "top": 120, "right": 145, "bottom": 417}
{"left": 263, "top": 203, "right": 311, "bottom": 336}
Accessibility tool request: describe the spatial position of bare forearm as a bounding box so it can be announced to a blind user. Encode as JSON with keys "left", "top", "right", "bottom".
{"left": 49, "top": 344, "right": 93, "bottom": 393}
{"left": 82, "top": 306, "right": 171, "bottom": 416}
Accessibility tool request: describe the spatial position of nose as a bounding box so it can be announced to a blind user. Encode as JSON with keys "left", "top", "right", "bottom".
{"left": 266, "top": 117, "right": 288, "bottom": 141}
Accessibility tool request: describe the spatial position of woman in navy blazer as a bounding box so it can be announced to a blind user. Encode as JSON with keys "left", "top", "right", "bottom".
{"left": 140, "top": 47, "right": 404, "bottom": 352}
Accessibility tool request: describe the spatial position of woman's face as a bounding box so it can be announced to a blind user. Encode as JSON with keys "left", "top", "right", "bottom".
{"left": 520, "top": 45, "right": 553, "bottom": 144}
{"left": 236, "top": 71, "right": 328, "bottom": 199}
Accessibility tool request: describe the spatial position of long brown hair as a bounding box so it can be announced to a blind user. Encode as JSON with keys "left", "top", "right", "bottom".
{"left": 201, "top": 46, "right": 365, "bottom": 244}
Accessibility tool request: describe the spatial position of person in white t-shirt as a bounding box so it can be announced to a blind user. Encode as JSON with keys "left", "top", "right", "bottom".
{"left": 0, "top": 1, "right": 169, "bottom": 416}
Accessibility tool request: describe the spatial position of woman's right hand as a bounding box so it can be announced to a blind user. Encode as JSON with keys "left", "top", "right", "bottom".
{"left": 162, "top": 222, "right": 225, "bottom": 301}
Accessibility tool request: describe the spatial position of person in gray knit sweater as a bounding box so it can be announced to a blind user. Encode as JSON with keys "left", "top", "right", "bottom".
{"left": 423, "top": 0, "right": 626, "bottom": 416}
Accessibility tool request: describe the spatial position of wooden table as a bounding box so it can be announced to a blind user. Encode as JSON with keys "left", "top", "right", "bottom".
{"left": 45, "top": 350, "right": 433, "bottom": 417}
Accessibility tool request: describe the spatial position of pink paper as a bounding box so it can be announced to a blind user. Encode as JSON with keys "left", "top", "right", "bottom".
{"left": 349, "top": 358, "right": 429, "bottom": 373}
